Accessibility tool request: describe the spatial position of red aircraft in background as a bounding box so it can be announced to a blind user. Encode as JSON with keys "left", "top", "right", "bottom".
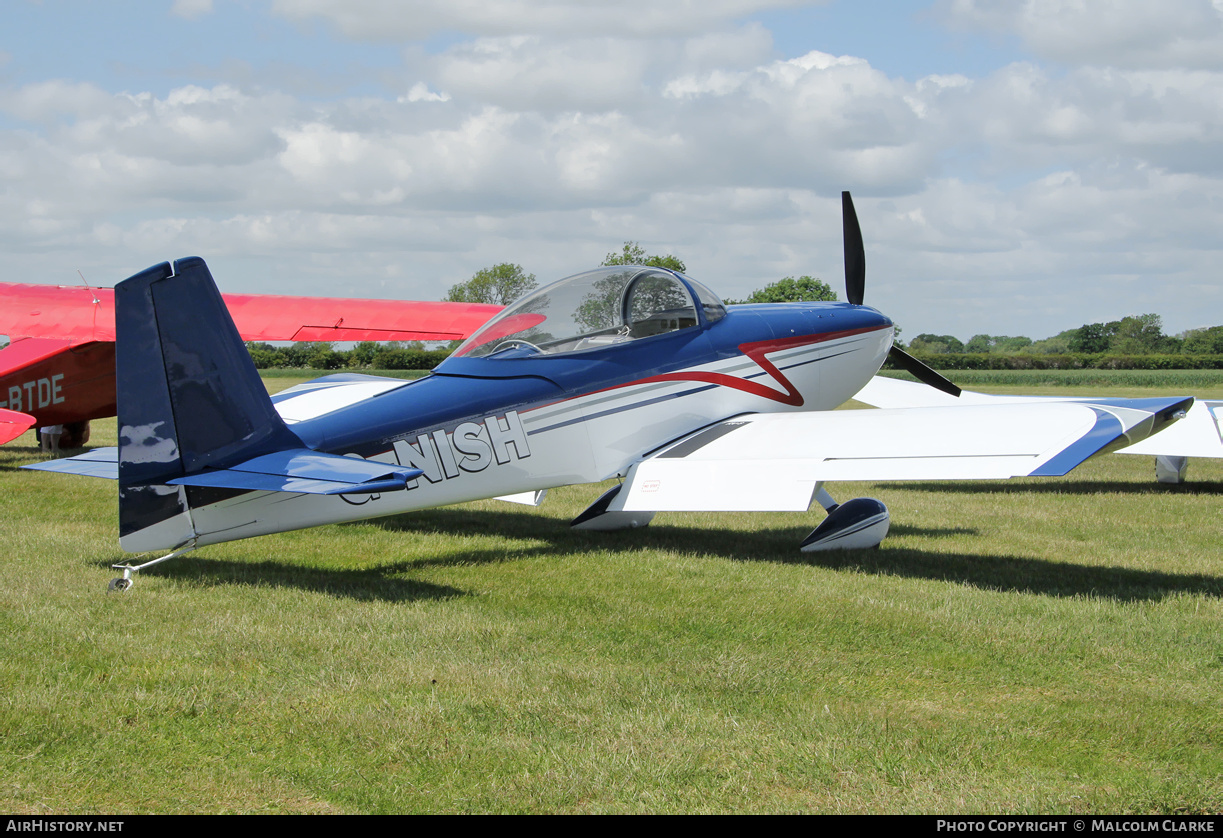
{"left": 0, "top": 280, "right": 501, "bottom": 447}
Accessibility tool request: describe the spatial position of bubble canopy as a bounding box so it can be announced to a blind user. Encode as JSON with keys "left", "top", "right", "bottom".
{"left": 452, "top": 267, "right": 727, "bottom": 359}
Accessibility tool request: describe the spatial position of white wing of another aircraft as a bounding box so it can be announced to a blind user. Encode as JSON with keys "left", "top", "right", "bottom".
{"left": 1117, "top": 400, "right": 1223, "bottom": 458}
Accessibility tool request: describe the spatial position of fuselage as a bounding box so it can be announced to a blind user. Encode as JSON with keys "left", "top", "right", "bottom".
{"left": 0, "top": 339, "right": 116, "bottom": 426}
{"left": 173, "top": 297, "right": 894, "bottom": 549}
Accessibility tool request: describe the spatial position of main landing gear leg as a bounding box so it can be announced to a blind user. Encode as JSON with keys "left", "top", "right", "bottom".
{"left": 800, "top": 484, "right": 890, "bottom": 552}
{"left": 108, "top": 542, "right": 197, "bottom": 593}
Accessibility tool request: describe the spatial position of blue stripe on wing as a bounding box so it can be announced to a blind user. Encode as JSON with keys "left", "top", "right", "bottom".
{"left": 1030, "top": 407, "right": 1124, "bottom": 477}
{"left": 1029, "top": 396, "right": 1191, "bottom": 476}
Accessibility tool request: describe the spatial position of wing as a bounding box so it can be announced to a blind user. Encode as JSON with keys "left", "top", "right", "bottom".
{"left": 0, "top": 284, "right": 116, "bottom": 341}
{"left": 0, "top": 408, "right": 36, "bottom": 445}
{"left": 607, "top": 396, "right": 1192, "bottom": 512}
{"left": 1115, "top": 399, "right": 1223, "bottom": 459}
{"left": 853, "top": 375, "right": 1222, "bottom": 463}
{"left": 220, "top": 293, "right": 501, "bottom": 342}
{"left": 0, "top": 282, "right": 500, "bottom": 344}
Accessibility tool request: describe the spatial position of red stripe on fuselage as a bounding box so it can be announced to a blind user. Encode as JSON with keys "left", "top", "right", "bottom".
{"left": 523, "top": 324, "right": 888, "bottom": 414}
{"left": 633, "top": 326, "right": 885, "bottom": 407}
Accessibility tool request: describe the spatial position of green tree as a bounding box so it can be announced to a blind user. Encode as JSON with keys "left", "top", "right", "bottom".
{"left": 965, "top": 334, "right": 1033, "bottom": 354}
{"left": 1069, "top": 322, "right": 1117, "bottom": 353}
{"left": 445, "top": 263, "right": 538, "bottom": 306}
{"left": 909, "top": 334, "right": 965, "bottom": 354}
{"left": 726, "top": 276, "right": 837, "bottom": 305}
{"left": 350, "top": 341, "right": 380, "bottom": 367}
{"left": 965, "top": 334, "right": 993, "bottom": 353}
{"left": 1110, "top": 314, "right": 1172, "bottom": 354}
{"left": 602, "top": 242, "right": 687, "bottom": 273}
{"left": 245, "top": 341, "right": 282, "bottom": 369}
{"left": 1027, "top": 329, "right": 1076, "bottom": 354}
{"left": 993, "top": 335, "right": 1033, "bottom": 353}
{"left": 1070, "top": 314, "right": 1174, "bottom": 354}
{"left": 1181, "top": 326, "right": 1223, "bottom": 354}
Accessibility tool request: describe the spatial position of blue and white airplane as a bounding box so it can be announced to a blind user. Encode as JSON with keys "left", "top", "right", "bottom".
{"left": 29, "top": 194, "right": 1194, "bottom": 591}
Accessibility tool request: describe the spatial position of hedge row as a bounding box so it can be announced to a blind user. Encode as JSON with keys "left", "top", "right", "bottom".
{"left": 248, "top": 346, "right": 452, "bottom": 370}
{"left": 250, "top": 345, "right": 1223, "bottom": 373}
{"left": 896, "top": 353, "right": 1223, "bottom": 371}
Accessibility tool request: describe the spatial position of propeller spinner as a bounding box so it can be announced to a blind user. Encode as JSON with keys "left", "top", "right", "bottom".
{"left": 841, "top": 191, "right": 961, "bottom": 398}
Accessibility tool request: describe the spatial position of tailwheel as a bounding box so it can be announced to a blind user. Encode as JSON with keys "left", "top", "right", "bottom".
{"left": 105, "top": 542, "right": 196, "bottom": 593}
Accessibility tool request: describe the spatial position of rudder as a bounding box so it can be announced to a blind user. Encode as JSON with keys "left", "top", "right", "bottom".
{"left": 116, "top": 257, "right": 301, "bottom": 551}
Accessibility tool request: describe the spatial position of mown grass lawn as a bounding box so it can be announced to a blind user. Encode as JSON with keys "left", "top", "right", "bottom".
{"left": 0, "top": 373, "right": 1219, "bottom": 813}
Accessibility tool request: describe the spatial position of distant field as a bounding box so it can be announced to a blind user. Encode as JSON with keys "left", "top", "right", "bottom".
{"left": 884, "top": 368, "right": 1223, "bottom": 396}
{"left": 261, "top": 366, "right": 1223, "bottom": 394}
{"left": 885, "top": 367, "right": 1223, "bottom": 393}
{"left": 0, "top": 374, "right": 1218, "bottom": 814}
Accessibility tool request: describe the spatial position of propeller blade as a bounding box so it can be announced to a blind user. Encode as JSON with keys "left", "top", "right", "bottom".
{"left": 842, "top": 191, "right": 865, "bottom": 306}
{"left": 841, "top": 190, "right": 958, "bottom": 397}
{"left": 887, "top": 345, "right": 962, "bottom": 398}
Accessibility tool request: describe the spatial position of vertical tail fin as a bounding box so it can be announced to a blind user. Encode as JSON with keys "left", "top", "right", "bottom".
{"left": 116, "top": 257, "right": 300, "bottom": 550}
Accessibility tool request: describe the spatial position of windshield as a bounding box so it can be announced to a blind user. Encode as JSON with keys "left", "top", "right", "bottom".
{"left": 454, "top": 267, "right": 717, "bottom": 358}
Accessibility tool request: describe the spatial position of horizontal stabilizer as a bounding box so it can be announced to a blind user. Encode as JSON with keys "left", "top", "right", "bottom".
{"left": 23, "top": 446, "right": 118, "bottom": 478}
{"left": 165, "top": 448, "right": 423, "bottom": 496}
{"left": 0, "top": 408, "right": 36, "bottom": 445}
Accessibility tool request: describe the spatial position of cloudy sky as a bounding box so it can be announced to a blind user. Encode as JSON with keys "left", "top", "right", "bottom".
{"left": 2, "top": 0, "right": 1221, "bottom": 340}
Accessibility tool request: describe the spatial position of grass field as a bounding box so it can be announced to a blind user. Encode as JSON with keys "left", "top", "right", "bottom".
{"left": 1, "top": 372, "right": 1219, "bottom": 813}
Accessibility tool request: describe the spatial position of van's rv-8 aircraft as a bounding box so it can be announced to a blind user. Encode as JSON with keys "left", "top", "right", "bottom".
{"left": 26, "top": 194, "right": 1210, "bottom": 592}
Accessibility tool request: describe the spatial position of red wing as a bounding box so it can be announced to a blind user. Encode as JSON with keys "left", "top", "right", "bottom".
{"left": 0, "top": 284, "right": 116, "bottom": 341}
{"left": 0, "top": 336, "right": 81, "bottom": 369}
{"left": 0, "top": 282, "right": 501, "bottom": 343}
{"left": 221, "top": 293, "right": 503, "bottom": 342}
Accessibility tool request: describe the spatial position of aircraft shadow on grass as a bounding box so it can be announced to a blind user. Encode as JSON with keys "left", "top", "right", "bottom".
{"left": 99, "top": 502, "right": 1222, "bottom": 604}
{"left": 1, "top": 444, "right": 58, "bottom": 462}
{"left": 87, "top": 552, "right": 467, "bottom": 603}
{"left": 870, "top": 479, "right": 1223, "bottom": 497}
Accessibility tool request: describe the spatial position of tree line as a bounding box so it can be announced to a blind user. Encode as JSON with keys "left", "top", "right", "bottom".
{"left": 910, "top": 315, "right": 1223, "bottom": 357}
{"left": 244, "top": 248, "right": 1221, "bottom": 370}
